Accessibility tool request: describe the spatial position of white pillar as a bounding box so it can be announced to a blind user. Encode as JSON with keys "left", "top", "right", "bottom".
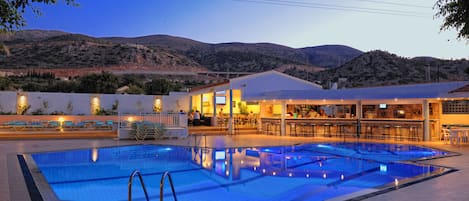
{"left": 423, "top": 99, "right": 430, "bottom": 141}
{"left": 212, "top": 90, "right": 217, "bottom": 126}
{"left": 357, "top": 100, "right": 362, "bottom": 137}
{"left": 229, "top": 88, "right": 234, "bottom": 134}
{"left": 281, "top": 101, "right": 286, "bottom": 136}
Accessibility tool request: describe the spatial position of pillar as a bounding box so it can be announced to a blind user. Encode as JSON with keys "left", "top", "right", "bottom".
{"left": 212, "top": 90, "right": 217, "bottom": 126}
{"left": 228, "top": 88, "right": 234, "bottom": 134}
{"left": 189, "top": 96, "right": 193, "bottom": 112}
{"left": 423, "top": 99, "right": 430, "bottom": 141}
{"left": 281, "top": 100, "right": 286, "bottom": 136}
{"left": 356, "top": 100, "right": 362, "bottom": 137}
{"left": 200, "top": 94, "right": 203, "bottom": 116}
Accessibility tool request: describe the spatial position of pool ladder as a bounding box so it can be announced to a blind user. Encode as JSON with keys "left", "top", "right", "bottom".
{"left": 128, "top": 170, "right": 178, "bottom": 201}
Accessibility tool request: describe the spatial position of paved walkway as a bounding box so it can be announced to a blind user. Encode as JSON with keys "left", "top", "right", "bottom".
{"left": 1, "top": 135, "right": 468, "bottom": 201}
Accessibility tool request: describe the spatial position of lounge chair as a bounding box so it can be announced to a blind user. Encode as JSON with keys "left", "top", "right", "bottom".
{"left": 62, "top": 121, "right": 76, "bottom": 130}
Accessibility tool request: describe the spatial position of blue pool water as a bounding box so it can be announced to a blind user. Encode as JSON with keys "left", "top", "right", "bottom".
{"left": 30, "top": 143, "right": 449, "bottom": 201}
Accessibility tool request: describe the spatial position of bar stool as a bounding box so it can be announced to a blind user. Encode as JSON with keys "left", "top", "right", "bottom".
{"left": 382, "top": 125, "right": 391, "bottom": 140}
{"left": 323, "top": 123, "right": 332, "bottom": 137}
{"left": 364, "top": 124, "right": 374, "bottom": 139}
{"left": 309, "top": 123, "right": 317, "bottom": 137}
{"left": 272, "top": 121, "right": 281, "bottom": 135}
{"left": 288, "top": 122, "right": 297, "bottom": 136}
{"left": 299, "top": 122, "right": 309, "bottom": 137}
{"left": 394, "top": 125, "right": 403, "bottom": 141}
{"left": 336, "top": 123, "right": 346, "bottom": 137}
{"left": 262, "top": 121, "right": 271, "bottom": 135}
{"left": 409, "top": 126, "right": 419, "bottom": 141}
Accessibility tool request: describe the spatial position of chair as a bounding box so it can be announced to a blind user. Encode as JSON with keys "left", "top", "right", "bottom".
{"left": 441, "top": 128, "right": 450, "bottom": 144}
{"left": 62, "top": 121, "right": 75, "bottom": 130}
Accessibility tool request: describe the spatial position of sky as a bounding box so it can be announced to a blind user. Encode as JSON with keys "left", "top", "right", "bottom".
{"left": 23, "top": 0, "right": 469, "bottom": 59}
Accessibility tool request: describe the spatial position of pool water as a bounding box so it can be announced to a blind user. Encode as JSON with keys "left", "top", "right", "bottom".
{"left": 29, "top": 143, "right": 449, "bottom": 201}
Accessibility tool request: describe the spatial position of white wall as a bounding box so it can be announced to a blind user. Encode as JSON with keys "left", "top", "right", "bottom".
{"left": 163, "top": 92, "right": 190, "bottom": 113}
{"left": 0, "top": 91, "right": 187, "bottom": 115}
{"left": 28, "top": 92, "right": 91, "bottom": 114}
{"left": 0, "top": 91, "right": 17, "bottom": 113}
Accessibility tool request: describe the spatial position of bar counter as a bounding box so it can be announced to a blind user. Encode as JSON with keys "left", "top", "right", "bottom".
{"left": 260, "top": 117, "right": 424, "bottom": 140}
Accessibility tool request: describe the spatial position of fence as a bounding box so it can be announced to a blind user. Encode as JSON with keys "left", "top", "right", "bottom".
{"left": 118, "top": 112, "right": 187, "bottom": 129}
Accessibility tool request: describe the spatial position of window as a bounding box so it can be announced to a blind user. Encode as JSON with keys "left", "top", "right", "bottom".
{"left": 442, "top": 100, "right": 469, "bottom": 114}
{"left": 215, "top": 96, "right": 226, "bottom": 104}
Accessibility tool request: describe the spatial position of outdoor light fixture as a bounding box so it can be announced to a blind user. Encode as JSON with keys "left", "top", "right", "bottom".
{"left": 154, "top": 97, "right": 162, "bottom": 112}
{"left": 17, "top": 94, "right": 28, "bottom": 115}
{"left": 90, "top": 96, "right": 100, "bottom": 115}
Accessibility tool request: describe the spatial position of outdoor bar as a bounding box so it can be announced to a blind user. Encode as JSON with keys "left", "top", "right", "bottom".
{"left": 253, "top": 81, "right": 469, "bottom": 142}
{"left": 187, "top": 71, "right": 469, "bottom": 142}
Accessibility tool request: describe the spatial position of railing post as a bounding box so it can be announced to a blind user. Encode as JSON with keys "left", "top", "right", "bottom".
{"left": 128, "top": 170, "right": 150, "bottom": 201}
{"left": 160, "top": 171, "right": 178, "bottom": 201}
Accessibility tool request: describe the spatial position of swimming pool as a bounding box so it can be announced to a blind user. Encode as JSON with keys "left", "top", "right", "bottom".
{"left": 26, "top": 143, "right": 452, "bottom": 201}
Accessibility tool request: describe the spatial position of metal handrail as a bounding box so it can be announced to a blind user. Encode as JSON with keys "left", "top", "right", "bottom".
{"left": 160, "top": 171, "right": 178, "bottom": 201}
{"left": 128, "top": 170, "right": 150, "bottom": 201}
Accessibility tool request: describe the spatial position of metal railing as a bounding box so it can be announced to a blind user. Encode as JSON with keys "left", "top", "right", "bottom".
{"left": 128, "top": 170, "right": 178, "bottom": 201}
{"left": 118, "top": 112, "right": 187, "bottom": 129}
{"left": 128, "top": 170, "right": 150, "bottom": 201}
{"left": 160, "top": 171, "right": 178, "bottom": 201}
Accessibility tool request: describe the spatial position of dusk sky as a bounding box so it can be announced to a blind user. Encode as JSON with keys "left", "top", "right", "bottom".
{"left": 24, "top": 0, "right": 469, "bottom": 59}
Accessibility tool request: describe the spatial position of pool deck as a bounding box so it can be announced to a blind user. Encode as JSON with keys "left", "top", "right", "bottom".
{"left": 1, "top": 135, "right": 469, "bottom": 201}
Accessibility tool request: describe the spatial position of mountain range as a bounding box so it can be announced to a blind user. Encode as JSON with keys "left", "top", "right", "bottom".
{"left": 0, "top": 30, "right": 468, "bottom": 87}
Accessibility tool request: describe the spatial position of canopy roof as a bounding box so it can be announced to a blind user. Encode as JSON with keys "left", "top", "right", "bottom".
{"left": 248, "top": 81, "right": 469, "bottom": 101}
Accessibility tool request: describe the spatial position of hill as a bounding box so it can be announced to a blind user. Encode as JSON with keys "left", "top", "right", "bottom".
{"left": 1, "top": 30, "right": 331, "bottom": 74}
{"left": 297, "top": 50, "right": 469, "bottom": 88}
{"left": 103, "top": 35, "right": 361, "bottom": 69}
{"left": 0, "top": 32, "right": 201, "bottom": 73}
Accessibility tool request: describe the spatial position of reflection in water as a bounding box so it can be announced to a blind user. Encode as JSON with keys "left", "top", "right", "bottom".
{"left": 189, "top": 143, "right": 446, "bottom": 182}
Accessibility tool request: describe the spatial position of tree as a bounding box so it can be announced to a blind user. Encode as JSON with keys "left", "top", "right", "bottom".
{"left": 144, "top": 79, "right": 172, "bottom": 95}
{"left": 0, "top": 0, "right": 76, "bottom": 32}
{"left": 435, "top": 0, "right": 469, "bottom": 40}
{"left": 77, "top": 72, "right": 119, "bottom": 94}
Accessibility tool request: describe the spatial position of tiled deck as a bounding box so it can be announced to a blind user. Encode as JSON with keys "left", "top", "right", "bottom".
{"left": 1, "top": 134, "right": 469, "bottom": 201}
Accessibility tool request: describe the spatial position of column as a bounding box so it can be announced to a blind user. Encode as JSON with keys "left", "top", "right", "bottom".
{"left": 189, "top": 95, "right": 193, "bottom": 112}
{"left": 200, "top": 94, "right": 203, "bottom": 116}
{"left": 423, "top": 99, "right": 430, "bottom": 141}
{"left": 356, "top": 100, "right": 362, "bottom": 137}
{"left": 212, "top": 90, "right": 217, "bottom": 126}
{"left": 281, "top": 101, "right": 286, "bottom": 136}
{"left": 228, "top": 88, "right": 234, "bottom": 134}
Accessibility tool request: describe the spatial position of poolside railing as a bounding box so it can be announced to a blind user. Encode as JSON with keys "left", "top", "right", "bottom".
{"left": 118, "top": 113, "right": 187, "bottom": 129}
